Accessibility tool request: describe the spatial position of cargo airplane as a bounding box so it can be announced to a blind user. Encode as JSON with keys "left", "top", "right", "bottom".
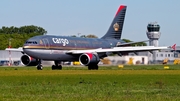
{"left": 6, "top": 5, "right": 169, "bottom": 70}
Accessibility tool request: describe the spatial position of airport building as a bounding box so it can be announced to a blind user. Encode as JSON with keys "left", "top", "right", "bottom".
{"left": 0, "top": 50, "right": 54, "bottom": 66}
{"left": 146, "top": 22, "right": 161, "bottom": 47}
{"left": 0, "top": 50, "right": 22, "bottom": 66}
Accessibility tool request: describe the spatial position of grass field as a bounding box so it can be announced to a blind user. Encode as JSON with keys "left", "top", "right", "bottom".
{"left": 0, "top": 65, "right": 180, "bottom": 101}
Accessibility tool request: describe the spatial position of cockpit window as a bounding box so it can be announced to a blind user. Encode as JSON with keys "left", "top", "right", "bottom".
{"left": 26, "top": 41, "right": 37, "bottom": 44}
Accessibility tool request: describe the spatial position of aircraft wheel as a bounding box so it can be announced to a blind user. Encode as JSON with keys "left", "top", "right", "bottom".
{"left": 52, "top": 65, "right": 62, "bottom": 70}
{"left": 57, "top": 65, "right": 62, "bottom": 70}
{"left": 94, "top": 65, "right": 99, "bottom": 70}
{"left": 37, "top": 65, "right": 43, "bottom": 70}
{"left": 88, "top": 65, "right": 92, "bottom": 70}
{"left": 88, "top": 64, "right": 98, "bottom": 70}
{"left": 52, "top": 65, "right": 56, "bottom": 70}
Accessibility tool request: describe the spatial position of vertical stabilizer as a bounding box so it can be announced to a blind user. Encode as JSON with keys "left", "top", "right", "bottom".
{"left": 101, "top": 5, "right": 127, "bottom": 40}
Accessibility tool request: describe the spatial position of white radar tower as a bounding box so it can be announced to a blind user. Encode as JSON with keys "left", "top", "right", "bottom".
{"left": 146, "top": 22, "right": 161, "bottom": 47}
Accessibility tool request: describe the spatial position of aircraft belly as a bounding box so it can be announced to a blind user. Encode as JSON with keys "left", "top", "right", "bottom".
{"left": 23, "top": 49, "right": 77, "bottom": 61}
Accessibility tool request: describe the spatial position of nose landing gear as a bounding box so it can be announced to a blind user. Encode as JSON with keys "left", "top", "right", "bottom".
{"left": 37, "top": 64, "right": 43, "bottom": 70}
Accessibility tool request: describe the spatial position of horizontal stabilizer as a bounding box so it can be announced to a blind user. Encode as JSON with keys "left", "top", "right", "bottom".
{"left": 117, "top": 40, "right": 149, "bottom": 46}
{"left": 5, "top": 47, "right": 23, "bottom": 52}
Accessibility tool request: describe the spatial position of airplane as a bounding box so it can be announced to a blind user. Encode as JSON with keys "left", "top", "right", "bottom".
{"left": 6, "top": 5, "right": 169, "bottom": 70}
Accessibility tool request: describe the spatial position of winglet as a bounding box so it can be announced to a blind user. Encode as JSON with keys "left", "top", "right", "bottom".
{"left": 171, "top": 44, "right": 176, "bottom": 50}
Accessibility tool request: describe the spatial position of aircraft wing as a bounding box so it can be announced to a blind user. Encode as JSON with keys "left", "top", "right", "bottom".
{"left": 66, "top": 46, "right": 169, "bottom": 54}
{"left": 5, "top": 46, "right": 170, "bottom": 55}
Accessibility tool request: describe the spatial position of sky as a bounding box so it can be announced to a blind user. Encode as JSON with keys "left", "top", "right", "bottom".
{"left": 0, "top": 0, "right": 180, "bottom": 46}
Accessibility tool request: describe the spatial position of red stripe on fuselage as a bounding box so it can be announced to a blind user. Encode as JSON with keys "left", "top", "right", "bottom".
{"left": 115, "top": 5, "right": 126, "bottom": 17}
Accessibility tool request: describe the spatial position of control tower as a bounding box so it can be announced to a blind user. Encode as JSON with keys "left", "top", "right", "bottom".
{"left": 146, "top": 22, "right": 161, "bottom": 47}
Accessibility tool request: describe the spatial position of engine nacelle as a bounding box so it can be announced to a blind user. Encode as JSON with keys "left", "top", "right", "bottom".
{"left": 21, "top": 54, "right": 39, "bottom": 66}
{"left": 79, "top": 53, "right": 100, "bottom": 66}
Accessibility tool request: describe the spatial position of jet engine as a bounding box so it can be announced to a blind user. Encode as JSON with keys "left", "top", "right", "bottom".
{"left": 79, "top": 53, "right": 100, "bottom": 66}
{"left": 21, "top": 54, "right": 39, "bottom": 66}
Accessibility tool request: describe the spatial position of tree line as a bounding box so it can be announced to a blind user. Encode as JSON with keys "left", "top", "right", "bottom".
{"left": 0, "top": 25, "right": 47, "bottom": 35}
{"left": 0, "top": 25, "right": 47, "bottom": 50}
{"left": 122, "top": 39, "right": 147, "bottom": 46}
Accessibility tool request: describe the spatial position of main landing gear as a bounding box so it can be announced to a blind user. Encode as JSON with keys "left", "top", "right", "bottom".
{"left": 36, "top": 60, "right": 99, "bottom": 70}
{"left": 37, "top": 60, "right": 43, "bottom": 70}
{"left": 88, "top": 64, "right": 99, "bottom": 70}
{"left": 36, "top": 60, "right": 62, "bottom": 70}
{"left": 51, "top": 61, "right": 62, "bottom": 70}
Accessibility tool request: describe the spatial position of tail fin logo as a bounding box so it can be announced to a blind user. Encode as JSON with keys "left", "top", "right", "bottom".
{"left": 113, "top": 22, "right": 120, "bottom": 31}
